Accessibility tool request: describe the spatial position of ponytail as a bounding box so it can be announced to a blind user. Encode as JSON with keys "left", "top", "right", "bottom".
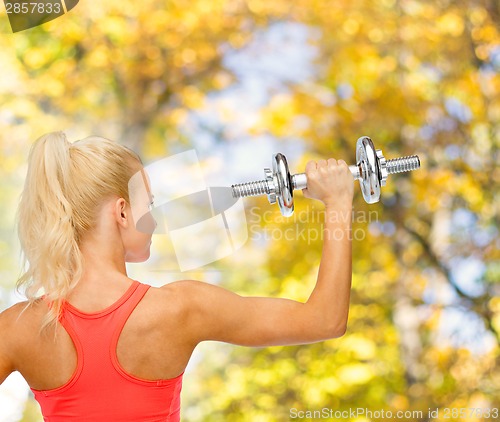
{"left": 16, "top": 131, "right": 142, "bottom": 333}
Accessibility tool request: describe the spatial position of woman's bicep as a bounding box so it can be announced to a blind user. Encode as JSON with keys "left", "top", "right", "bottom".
{"left": 174, "top": 280, "right": 335, "bottom": 347}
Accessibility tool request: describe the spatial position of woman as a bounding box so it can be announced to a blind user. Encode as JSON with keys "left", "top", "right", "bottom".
{"left": 0, "top": 131, "right": 354, "bottom": 421}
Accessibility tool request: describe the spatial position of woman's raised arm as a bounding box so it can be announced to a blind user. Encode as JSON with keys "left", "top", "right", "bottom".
{"left": 172, "top": 158, "right": 354, "bottom": 348}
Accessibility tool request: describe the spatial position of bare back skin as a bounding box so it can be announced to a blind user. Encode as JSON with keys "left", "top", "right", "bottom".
{"left": 6, "top": 277, "right": 193, "bottom": 391}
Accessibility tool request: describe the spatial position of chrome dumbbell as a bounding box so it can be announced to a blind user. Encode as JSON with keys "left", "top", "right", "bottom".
{"left": 231, "top": 136, "right": 421, "bottom": 216}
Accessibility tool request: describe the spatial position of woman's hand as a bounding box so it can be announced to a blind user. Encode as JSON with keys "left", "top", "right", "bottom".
{"left": 302, "top": 159, "right": 354, "bottom": 209}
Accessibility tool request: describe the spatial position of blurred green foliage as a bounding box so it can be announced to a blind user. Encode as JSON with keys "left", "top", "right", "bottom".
{"left": 0, "top": 0, "right": 499, "bottom": 421}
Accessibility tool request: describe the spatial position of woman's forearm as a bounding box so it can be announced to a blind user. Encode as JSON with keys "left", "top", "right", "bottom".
{"left": 305, "top": 205, "right": 353, "bottom": 338}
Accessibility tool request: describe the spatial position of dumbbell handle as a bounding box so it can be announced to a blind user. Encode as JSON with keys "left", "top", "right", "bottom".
{"left": 291, "top": 155, "right": 420, "bottom": 190}
{"left": 290, "top": 165, "right": 360, "bottom": 191}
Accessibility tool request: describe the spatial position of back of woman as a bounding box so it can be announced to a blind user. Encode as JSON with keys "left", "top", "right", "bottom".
{"left": 5, "top": 279, "right": 192, "bottom": 421}
{"left": 0, "top": 131, "right": 354, "bottom": 421}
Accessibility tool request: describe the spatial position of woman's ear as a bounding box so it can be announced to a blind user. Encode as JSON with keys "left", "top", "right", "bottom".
{"left": 115, "top": 197, "right": 129, "bottom": 228}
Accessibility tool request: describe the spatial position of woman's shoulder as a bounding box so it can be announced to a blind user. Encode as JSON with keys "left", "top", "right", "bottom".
{"left": 155, "top": 280, "right": 211, "bottom": 307}
{"left": 1, "top": 299, "right": 43, "bottom": 320}
{"left": 0, "top": 300, "right": 47, "bottom": 354}
{"left": 157, "top": 279, "right": 211, "bottom": 294}
{"left": 146, "top": 279, "right": 208, "bottom": 320}
{"left": 145, "top": 281, "right": 191, "bottom": 307}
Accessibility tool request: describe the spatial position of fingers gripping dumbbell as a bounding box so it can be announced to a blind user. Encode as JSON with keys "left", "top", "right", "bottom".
{"left": 231, "top": 136, "right": 421, "bottom": 217}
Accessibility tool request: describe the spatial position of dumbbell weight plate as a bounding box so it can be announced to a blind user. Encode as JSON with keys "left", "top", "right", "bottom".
{"left": 356, "top": 136, "right": 381, "bottom": 204}
{"left": 272, "top": 153, "right": 295, "bottom": 217}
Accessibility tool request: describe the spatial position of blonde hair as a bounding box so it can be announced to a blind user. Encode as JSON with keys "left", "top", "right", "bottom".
{"left": 16, "top": 131, "right": 143, "bottom": 333}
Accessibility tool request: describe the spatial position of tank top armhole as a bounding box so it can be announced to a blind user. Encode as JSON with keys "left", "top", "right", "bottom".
{"left": 30, "top": 309, "right": 85, "bottom": 396}
{"left": 109, "top": 283, "right": 184, "bottom": 387}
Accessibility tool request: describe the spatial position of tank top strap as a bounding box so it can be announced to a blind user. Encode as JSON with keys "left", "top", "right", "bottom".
{"left": 109, "top": 281, "right": 151, "bottom": 330}
{"left": 108, "top": 281, "right": 153, "bottom": 383}
{"left": 57, "top": 280, "right": 151, "bottom": 349}
{"left": 59, "top": 280, "right": 150, "bottom": 320}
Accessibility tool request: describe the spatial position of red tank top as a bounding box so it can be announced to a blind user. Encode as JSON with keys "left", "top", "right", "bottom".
{"left": 31, "top": 280, "right": 184, "bottom": 422}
